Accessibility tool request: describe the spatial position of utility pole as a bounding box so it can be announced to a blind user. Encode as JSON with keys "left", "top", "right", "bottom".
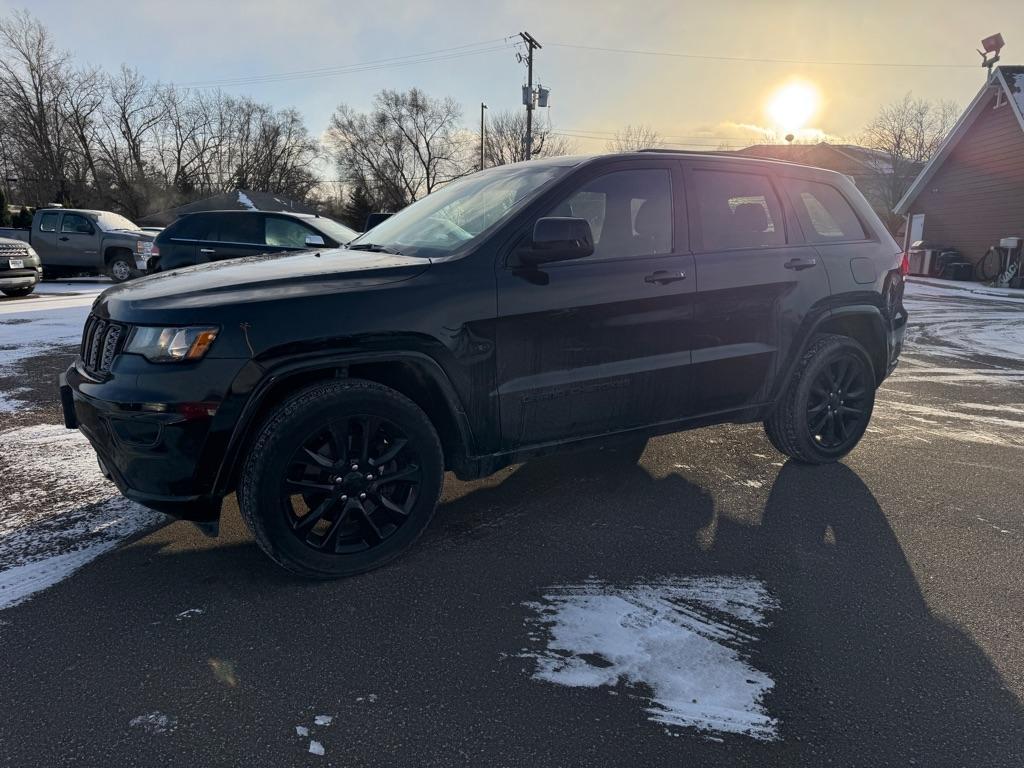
{"left": 519, "top": 31, "right": 542, "bottom": 160}
{"left": 480, "top": 102, "right": 488, "bottom": 171}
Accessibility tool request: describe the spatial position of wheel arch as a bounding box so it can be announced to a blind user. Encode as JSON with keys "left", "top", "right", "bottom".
{"left": 211, "top": 352, "right": 476, "bottom": 496}
{"left": 103, "top": 244, "right": 134, "bottom": 264}
{"left": 772, "top": 304, "right": 888, "bottom": 404}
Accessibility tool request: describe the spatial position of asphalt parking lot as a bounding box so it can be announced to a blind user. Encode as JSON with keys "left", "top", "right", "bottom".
{"left": 0, "top": 279, "right": 1022, "bottom": 767}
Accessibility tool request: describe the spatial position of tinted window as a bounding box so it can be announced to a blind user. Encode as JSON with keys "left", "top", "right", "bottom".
{"left": 547, "top": 168, "right": 672, "bottom": 260}
{"left": 786, "top": 179, "right": 868, "bottom": 242}
{"left": 38, "top": 212, "right": 59, "bottom": 232}
{"left": 61, "top": 213, "right": 93, "bottom": 234}
{"left": 693, "top": 170, "right": 785, "bottom": 250}
{"left": 164, "top": 214, "right": 217, "bottom": 241}
{"left": 265, "top": 217, "right": 315, "bottom": 248}
{"left": 214, "top": 214, "right": 264, "bottom": 245}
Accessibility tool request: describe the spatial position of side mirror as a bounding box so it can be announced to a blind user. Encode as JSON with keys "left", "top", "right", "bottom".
{"left": 520, "top": 217, "right": 594, "bottom": 266}
{"left": 304, "top": 234, "right": 326, "bottom": 247}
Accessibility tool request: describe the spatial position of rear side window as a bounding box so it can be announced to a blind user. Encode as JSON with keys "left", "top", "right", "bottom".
{"left": 164, "top": 214, "right": 216, "bottom": 241}
{"left": 265, "top": 217, "right": 315, "bottom": 248}
{"left": 546, "top": 168, "right": 673, "bottom": 260}
{"left": 38, "top": 212, "right": 59, "bottom": 232}
{"left": 692, "top": 170, "right": 785, "bottom": 251}
{"left": 214, "top": 214, "right": 264, "bottom": 245}
{"left": 785, "top": 179, "right": 868, "bottom": 242}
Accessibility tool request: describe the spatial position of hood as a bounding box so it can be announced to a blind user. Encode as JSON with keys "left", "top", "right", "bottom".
{"left": 99, "top": 247, "right": 431, "bottom": 315}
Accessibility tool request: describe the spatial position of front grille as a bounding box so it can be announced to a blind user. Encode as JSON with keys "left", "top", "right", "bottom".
{"left": 0, "top": 242, "right": 29, "bottom": 257}
{"left": 81, "top": 314, "right": 129, "bottom": 374}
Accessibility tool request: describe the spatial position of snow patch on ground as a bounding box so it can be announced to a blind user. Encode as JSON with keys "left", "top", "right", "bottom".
{"left": 129, "top": 712, "right": 177, "bottom": 734}
{"left": 522, "top": 576, "right": 779, "bottom": 741}
{"left": 0, "top": 424, "right": 164, "bottom": 610}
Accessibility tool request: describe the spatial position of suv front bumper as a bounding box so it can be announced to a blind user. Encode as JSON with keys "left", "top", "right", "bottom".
{"left": 60, "top": 364, "right": 232, "bottom": 522}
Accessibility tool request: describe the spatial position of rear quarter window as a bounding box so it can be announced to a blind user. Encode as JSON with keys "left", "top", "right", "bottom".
{"left": 785, "top": 179, "right": 868, "bottom": 243}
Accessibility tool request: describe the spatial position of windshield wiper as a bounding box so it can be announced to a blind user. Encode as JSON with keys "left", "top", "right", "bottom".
{"left": 346, "top": 243, "right": 402, "bottom": 255}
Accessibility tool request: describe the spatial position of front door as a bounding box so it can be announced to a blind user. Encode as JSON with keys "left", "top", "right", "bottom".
{"left": 495, "top": 161, "right": 696, "bottom": 449}
{"left": 685, "top": 165, "right": 829, "bottom": 414}
{"left": 54, "top": 212, "right": 101, "bottom": 269}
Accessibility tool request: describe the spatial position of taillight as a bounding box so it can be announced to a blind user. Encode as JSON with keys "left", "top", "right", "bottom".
{"left": 899, "top": 251, "right": 910, "bottom": 276}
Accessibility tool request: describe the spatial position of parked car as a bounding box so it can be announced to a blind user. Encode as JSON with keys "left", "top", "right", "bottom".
{"left": 0, "top": 237, "right": 42, "bottom": 297}
{"left": 27, "top": 208, "right": 154, "bottom": 282}
{"left": 61, "top": 152, "right": 907, "bottom": 578}
{"left": 150, "top": 210, "right": 358, "bottom": 271}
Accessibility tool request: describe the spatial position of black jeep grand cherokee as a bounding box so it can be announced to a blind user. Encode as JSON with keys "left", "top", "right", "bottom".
{"left": 61, "top": 152, "right": 906, "bottom": 577}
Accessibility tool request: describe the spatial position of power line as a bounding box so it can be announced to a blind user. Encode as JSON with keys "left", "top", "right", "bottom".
{"left": 548, "top": 42, "right": 979, "bottom": 70}
{"left": 175, "top": 39, "right": 514, "bottom": 89}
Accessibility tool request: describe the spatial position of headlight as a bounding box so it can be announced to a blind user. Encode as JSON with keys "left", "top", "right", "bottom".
{"left": 126, "top": 326, "right": 219, "bottom": 363}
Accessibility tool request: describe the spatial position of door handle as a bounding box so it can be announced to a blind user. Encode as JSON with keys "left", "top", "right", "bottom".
{"left": 199, "top": 248, "right": 216, "bottom": 254}
{"left": 59, "top": 236, "right": 69, "bottom": 242}
{"left": 644, "top": 270, "right": 687, "bottom": 285}
{"left": 784, "top": 257, "right": 817, "bottom": 271}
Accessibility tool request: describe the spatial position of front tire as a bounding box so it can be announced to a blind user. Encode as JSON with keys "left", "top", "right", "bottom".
{"left": 1, "top": 285, "right": 35, "bottom": 297}
{"left": 107, "top": 255, "right": 133, "bottom": 283}
{"left": 239, "top": 379, "right": 444, "bottom": 578}
{"left": 764, "top": 334, "right": 876, "bottom": 464}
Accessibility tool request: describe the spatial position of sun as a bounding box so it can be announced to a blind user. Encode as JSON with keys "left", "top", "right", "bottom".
{"left": 767, "top": 81, "right": 820, "bottom": 133}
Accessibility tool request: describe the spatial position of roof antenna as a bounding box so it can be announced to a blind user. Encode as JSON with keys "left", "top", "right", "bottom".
{"left": 978, "top": 33, "right": 1004, "bottom": 80}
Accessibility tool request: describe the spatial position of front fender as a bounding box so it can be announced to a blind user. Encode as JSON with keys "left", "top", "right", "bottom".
{"left": 203, "top": 350, "right": 476, "bottom": 496}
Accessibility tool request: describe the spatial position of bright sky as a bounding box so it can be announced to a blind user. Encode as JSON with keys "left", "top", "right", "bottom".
{"left": 4, "top": 0, "right": 1021, "bottom": 151}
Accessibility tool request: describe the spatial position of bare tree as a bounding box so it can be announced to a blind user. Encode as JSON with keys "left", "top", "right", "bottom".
{"left": 482, "top": 109, "right": 575, "bottom": 166}
{"left": 0, "top": 10, "right": 76, "bottom": 204}
{"left": 606, "top": 124, "right": 662, "bottom": 152}
{"left": 327, "top": 88, "right": 473, "bottom": 209}
{"left": 860, "top": 93, "right": 959, "bottom": 230}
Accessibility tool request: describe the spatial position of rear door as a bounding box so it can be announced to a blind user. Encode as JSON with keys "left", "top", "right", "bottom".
{"left": 54, "top": 212, "right": 101, "bottom": 269}
{"left": 685, "top": 163, "right": 829, "bottom": 415}
{"left": 32, "top": 211, "right": 60, "bottom": 261}
{"left": 495, "top": 160, "right": 697, "bottom": 448}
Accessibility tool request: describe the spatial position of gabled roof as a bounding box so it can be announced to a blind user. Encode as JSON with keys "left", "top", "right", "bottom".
{"left": 734, "top": 142, "right": 894, "bottom": 173}
{"left": 894, "top": 66, "right": 1024, "bottom": 215}
{"left": 138, "top": 189, "right": 318, "bottom": 227}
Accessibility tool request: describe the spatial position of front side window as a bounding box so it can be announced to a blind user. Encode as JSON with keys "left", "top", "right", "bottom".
{"left": 693, "top": 170, "right": 785, "bottom": 251}
{"left": 265, "top": 217, "right": 315, "bottom": 248}
{"left": 39, "top": 212, "right": 59, "bottom": 232}
{"left": 61, "top": 213, "right": 93, "bottom": 234}
{"left": 785, "top": 179, "right": 868, "bottom": 242}
{"left": 546, "top": 168, "right": 673, "bottom": 260}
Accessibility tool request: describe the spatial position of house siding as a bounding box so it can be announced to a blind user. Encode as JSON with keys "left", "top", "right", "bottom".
{"left": 908, "top": 91, "right": 1024, "bottom": 264}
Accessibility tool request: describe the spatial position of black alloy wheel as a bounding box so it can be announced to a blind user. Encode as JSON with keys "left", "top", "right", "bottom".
{"left": 239, "top": 379, "right": 444, "bottom": 578}
{"left": 282, "top": 415, "right": 422, "bottom": 554}
{"left": 805, "top": 352, "right": 870, "bottom": 452}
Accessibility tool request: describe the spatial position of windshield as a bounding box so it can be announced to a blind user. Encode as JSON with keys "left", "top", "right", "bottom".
{"left": 348, "top": 162, "right": 572, "bottom": 258}
{"left": 95, "top": 212, "right": 141, "bottom": 232}
{"left": 311, "top": 217, "right": 358, "bottom": 244}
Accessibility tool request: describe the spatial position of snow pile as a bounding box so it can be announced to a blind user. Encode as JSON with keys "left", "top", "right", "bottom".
{"left": 522, "top": 576, "right": 779, "bottom": 741}
{"left": 0, "top": 424, "right": 163, "bottom": 610}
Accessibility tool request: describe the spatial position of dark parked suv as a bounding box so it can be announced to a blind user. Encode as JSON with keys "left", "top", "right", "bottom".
{"left": 61, "top": 152, "right": 907, "bottom": 577}
{"left": 150, "top": 210, "right": 357, "bottom": 271}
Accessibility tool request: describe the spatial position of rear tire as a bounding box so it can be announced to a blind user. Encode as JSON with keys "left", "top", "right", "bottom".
{"left": 1, "top": 285, "right": 35, "bottom": 297}
{"left": 764, "top": 334, "right": 876, "bottom": 464}
{"left": 239, "top": 379, "right": 444, "bottom": 578}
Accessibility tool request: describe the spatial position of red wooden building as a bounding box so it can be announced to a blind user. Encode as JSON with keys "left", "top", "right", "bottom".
{"left": 895, "top": 66, "right": 1024, "bottom": 267}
